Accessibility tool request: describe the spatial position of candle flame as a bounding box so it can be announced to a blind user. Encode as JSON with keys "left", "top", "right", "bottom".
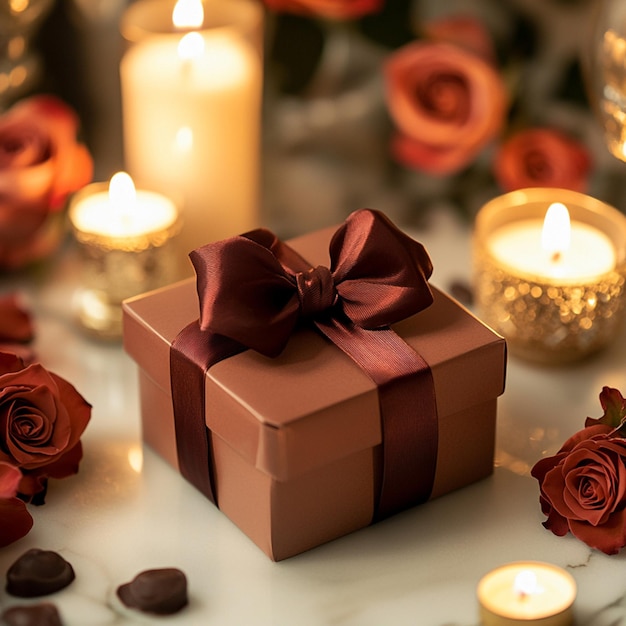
{"left": 513, "top": 570, "right": 543, "bottom": 600}
{"left": 172, "top": 0, "right": 204, "bottom": 29}
{"left": 541, "top": 202, "right": 571, "bottom": 262}
{"left": 109, "top": 171, "right": 136, "bottom": 208}
{"left": 178, "top": 31, "right": 205, "bottom": 61}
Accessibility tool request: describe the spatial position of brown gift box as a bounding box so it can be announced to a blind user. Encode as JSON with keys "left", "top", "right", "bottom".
{"left": 122, "top": 224, "right": 507, "bottom": 561}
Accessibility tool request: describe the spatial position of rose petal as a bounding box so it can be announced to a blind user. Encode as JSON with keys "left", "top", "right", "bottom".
{"left": 0, "top": 497, "right": 33, "bottom": 547}
{"left": 0, "top": 461, "right": 21, "bottom": 498}
{"left": 540, "top": 464, "right": 575, "bottom": 519}
{"left": 542, "top": 506, "right": 570, "bottom": 537}
{"left": 569, "top": 510, "right": 626, "bottom": 555}
{"left": 18, "top": 442, "right": 84, "bottom": 502}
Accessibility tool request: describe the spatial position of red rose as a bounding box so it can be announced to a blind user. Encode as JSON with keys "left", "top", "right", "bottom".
{"left": 0, "top": 461, "right": 33, "bottom": 547}
{"left": 384, "top": 41, "right": 507, "bottom": 176}
{"left": 0, "top": 95, "right": 93, "bottom": 270}
{"left": 261, "top": 0, "right": 382, "bottom": 19}
{"left": 531, "top": 424, "right": 626, "bottom": 555}
{"left": 0, "top": 352, "right": 91, "bottom": 501}
{"left": 493, "top": 128, "right": 591, "bottom": 193}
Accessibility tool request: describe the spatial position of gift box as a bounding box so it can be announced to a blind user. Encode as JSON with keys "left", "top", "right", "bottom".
{"left": 123, "top": 210, "right": 506, "bottom": 561}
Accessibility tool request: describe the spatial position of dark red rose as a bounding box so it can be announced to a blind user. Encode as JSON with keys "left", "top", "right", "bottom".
{"left": 494, "top": 128, "right": 591, "bottom": 193}
{"left": 261, "top": 0, "right": 382, "bottom": 19}
{"left": 0, "top": 95, "right": 93, "bottom": 270}
{"left": 384, "top": 41, "right": 507, "bottom": 176}
{"left": 532, "top": 387, "right": 626, "bottom": 555}
{"left": 531, "top": 424, "right": 626, "bottom": 555}
{"left": 0, "top": 352, "right": 91, "bottom": 500}
{"left": 0, "top": 461, "right": 33, "bottom": 547}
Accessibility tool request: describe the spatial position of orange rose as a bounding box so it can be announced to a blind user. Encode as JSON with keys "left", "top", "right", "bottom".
{"left": 261, "top": 0, "right": 382, "bottom": 19}
{"left": 0, "top": 95, "right": 93, "bottom": 270}
{"left": 384, "top": 41, "right": 507, "bottom": 176}
{"left": 494, "top": 128, "right": 591, "bottom": 193}
{"left": 0, "top": 352, "right": 91, "bottom": 502}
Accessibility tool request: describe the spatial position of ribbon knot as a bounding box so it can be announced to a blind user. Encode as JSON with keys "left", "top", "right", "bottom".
{"left": 296, "top": 266, "right": 337, "bottom": 317}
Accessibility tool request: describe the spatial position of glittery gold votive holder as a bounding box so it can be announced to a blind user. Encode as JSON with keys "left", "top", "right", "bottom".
{"left": 69, "top": 178, "right": 181, "bottom": 340}
{"left": 473, "top": 188, "right": 626, "bottom": 364}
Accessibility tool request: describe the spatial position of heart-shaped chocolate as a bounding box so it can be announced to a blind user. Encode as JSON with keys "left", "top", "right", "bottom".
{"left": 5, "top": 549, "right": 75, "bottom": 597}
{"left": 1, "top": 602, "right": 62, "bottom": 626}
{"left": 117, "top": 568, "right": 188, "bottom": 615}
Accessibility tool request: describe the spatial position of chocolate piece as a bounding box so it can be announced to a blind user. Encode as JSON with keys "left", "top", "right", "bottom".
{"left": 1, "top": 602, "right": 62, "bottom": 625}
{"left": 5, "top": 549, "right": 75, "bottom": 597}
{"left": 117, "top": 568, "right": 188, "bottom": 615}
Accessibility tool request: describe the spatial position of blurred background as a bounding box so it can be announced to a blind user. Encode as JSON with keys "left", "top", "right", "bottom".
{"left": 10, "top": 0, "right": 624, "bottom": 238}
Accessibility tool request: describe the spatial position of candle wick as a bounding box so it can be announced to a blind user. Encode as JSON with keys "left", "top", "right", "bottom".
{"left": 551, "top": 251, "right": 562, "bottom": 263}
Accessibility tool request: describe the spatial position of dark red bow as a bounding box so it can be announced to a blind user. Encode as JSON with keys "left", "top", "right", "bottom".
{"left": 190, "top": 209, "right": 434, "bottom": 358}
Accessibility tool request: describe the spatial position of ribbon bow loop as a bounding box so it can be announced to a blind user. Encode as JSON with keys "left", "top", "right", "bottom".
{"left": 329, "top": 209, "right": 434, "bottom": 328}
{"left": 190, "top": 209, "right": 434, "bottom": 358}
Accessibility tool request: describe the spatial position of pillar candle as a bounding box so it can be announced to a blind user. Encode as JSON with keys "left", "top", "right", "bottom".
{"left": 120, "top": 0, "right": 263, "bottom": 263}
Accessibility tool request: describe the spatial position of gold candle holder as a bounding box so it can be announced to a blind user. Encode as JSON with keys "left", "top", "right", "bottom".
{"left": 473, "top": 188, "right": 626, "bottom": 364}
{"left": 69, "top": 173, "right": 181, "bottom": 340}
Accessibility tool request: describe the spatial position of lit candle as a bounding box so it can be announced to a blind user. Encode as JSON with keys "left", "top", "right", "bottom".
{"left": 488, "top": 202, "right": 616, "bottom": 282}
{"left": 70, "top": 172, "right": 178, "bottom": 240}
{"left": 69, "top": 173, "right": 180, "bottom": 339}
{"left": 473, "top": 188, "right": 626, "bottom": 364}
{"left": 477, "top": 561, "right": 576, "bottom": 626}
{"left": 120, "top": 0, "right": 263, "bottom": 264}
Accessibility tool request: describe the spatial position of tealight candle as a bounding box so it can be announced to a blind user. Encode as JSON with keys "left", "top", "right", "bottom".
{"left": 473, "top": 188, "right": 626, "bottom": 364}
{"left": 69, "top": 172, "right": 181, "bottom": 339}
{"left": 120, "top": 0, "right": 263, "bottom": 264}
{"left": 477, "top": 561, "right": 576, "bottom": 626}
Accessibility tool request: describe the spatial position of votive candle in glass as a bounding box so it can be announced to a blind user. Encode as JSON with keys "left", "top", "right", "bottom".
{"left": 69, "top": 172, "right": 180, "bottom": 339}
{"left": 473, "top": 188, "right": 626, "bottom": 364}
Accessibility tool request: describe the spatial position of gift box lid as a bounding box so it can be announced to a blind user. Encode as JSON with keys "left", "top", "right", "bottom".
{"left": 123, "top": 225, "right": 506, "bottom": 482}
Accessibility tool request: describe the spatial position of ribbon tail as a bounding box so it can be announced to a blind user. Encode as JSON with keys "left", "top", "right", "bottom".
{"left": 315, "top": 317, "right": 438, "bottom": 521}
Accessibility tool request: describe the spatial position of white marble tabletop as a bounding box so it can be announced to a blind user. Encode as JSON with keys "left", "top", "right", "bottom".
{"left": 2, "top": 208, "right": 626, "bottom": 625}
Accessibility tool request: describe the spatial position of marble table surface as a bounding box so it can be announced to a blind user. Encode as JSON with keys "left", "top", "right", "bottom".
{"left": 2, "top": 209, "right": 626, "bottom": 625}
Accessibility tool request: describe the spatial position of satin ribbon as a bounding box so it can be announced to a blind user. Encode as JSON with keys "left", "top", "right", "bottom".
{"left": 170, "top": 209, "right": 439, "bottom": 520}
